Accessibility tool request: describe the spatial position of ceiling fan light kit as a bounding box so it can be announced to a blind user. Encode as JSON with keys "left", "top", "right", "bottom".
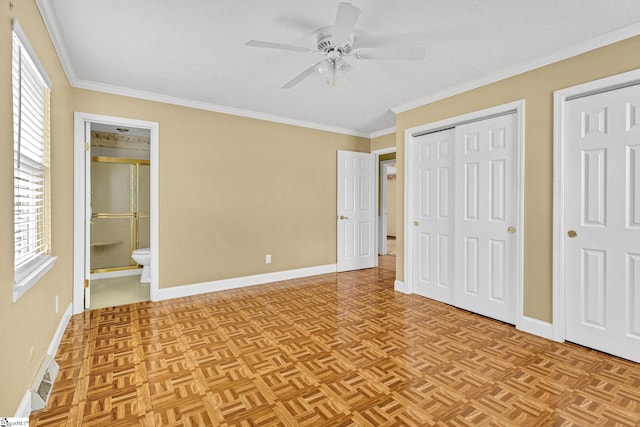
{"left": 245, "top": 2, "right": 426, "bottom": 88}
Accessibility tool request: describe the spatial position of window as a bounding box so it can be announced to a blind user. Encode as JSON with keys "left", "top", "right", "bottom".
{"left": 12, "top": 19, "right": 56, "bottom": 301}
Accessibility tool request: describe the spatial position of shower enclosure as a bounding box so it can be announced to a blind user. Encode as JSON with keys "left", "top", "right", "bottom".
{"left": 90, "top": 156, "right": 150, "bottom": 273}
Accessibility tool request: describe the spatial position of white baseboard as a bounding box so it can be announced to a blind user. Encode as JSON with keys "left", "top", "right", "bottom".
{"left": 394, "top": 280, "right": 406, "bottom": 293}
{"left": 518, "top": 316, "right": 555, "bottom": 341}
{"left": 158, "top": 264, "right": 337, "bottom": 301}
{"left": 15, "top": 390, "right": 31, "bottom": 417}
{"left": 16, "top": 303, "right": 72, "bottom": 417}
{"left": 48, "top": 303, "right": 73, "bottom": 357}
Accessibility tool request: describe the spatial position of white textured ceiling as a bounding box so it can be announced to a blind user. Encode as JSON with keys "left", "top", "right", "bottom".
{"left": 40, "top": 1, "right": 640, "bottom": 137}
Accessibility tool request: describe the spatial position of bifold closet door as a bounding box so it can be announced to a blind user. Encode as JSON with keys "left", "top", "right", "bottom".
{"left": 411, "top": 129, "right": 454, "bottom": 303}
{"left": 454, "top": 114, "right": 518, "bottom": 324}
{"left": 564, "top": 84, "right": 640, "bottom": 362}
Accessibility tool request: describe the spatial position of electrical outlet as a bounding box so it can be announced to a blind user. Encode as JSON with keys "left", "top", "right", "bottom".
{"left": 265, "top": 254, "right": 272, "bottom": 264}
{"left": 55, "top": 295, "right": 59, "bottom": 313}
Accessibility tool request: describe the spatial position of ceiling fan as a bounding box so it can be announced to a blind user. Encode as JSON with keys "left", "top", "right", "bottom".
{"left": 245, "top": 2, "right": 426, "bottom": 88}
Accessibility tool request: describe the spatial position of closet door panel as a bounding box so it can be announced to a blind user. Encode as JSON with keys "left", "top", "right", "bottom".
{"left": 454, "top": 114, "right": 517, "bottom": 324}
{"left": 412, "top": 129, "right": 454, "bottom": 304}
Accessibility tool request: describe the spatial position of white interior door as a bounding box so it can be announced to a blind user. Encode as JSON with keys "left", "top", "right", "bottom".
{"left": 337, "top": 150, "right": 376, "bottom": 272}
{"left": 83, "top": 121, "right": 91, "bottom": 309}
{"left": 564, "top": 84, "right": 640, "bottom": 362}
{"left": 454, "top": 114, "right": 517, "bottom": 324}
{"left": 411, "top": 129, "right": 454, "bottom": 303}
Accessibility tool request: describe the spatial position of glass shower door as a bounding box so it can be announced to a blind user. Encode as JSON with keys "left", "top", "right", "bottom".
{"left": 91, "top": 158, "right": 148, "bottom": 272}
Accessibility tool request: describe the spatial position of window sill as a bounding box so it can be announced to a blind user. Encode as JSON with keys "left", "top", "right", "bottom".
{"left": 13, "top": 255, "right": 58, "bottom": 302}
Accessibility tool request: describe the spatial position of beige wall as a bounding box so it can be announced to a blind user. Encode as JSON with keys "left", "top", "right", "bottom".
{"left": 396, "top": 35, "right": 640, "bottom": 323}
{"left": 1, "top": 0, "right": 74, "bottom": 414}
{"left": 72, "top": 89, "right": 369, "bottom": 288}
{"left": 370, "top": 132, "right": 395, "bottom": 152}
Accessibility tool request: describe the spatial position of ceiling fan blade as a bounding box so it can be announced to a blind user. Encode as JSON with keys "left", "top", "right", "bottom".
{"left": 333, "top": 2, "right": 361, "bottom": 46}
{"left": 353, "top": 47, "right": 426, "bottom": 60}
{"left": 245, "top": 40, "right": 315, "bottom": 53}
{"left": 282, "top": 62, "right": 323, "bottom": 88}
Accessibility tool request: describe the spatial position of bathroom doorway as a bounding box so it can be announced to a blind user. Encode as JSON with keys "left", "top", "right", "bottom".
{"left": 90, "top": 124, "right": 150, "bottom": 308}
{"left": 73, "top": 113, "right": 159, "bottom": 313}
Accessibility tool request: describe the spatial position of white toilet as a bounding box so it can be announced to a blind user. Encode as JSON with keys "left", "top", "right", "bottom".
{"left": 132, "top": 248, "right": 151, "bottom": 283}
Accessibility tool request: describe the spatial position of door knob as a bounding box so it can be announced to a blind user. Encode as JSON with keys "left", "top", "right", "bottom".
{"left": 567, "top": 230, "right": 577, "bottom": 238}
{"left": 508, "top": 226, "right": 516, "bottom": 234}
{"left": 339, "top": 215, "right": 349, "bottom": 220}
{"left": 413, "top": 221, "right": 419, "bottom": 226}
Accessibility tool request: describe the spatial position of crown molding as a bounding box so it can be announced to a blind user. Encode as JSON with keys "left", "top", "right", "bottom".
{"left": 35, "top": 0, "right": 77, "bottom": 84}
{"left": 35, "top": 0, "right": 373, "bottom": 138}
{"left": 73, "top": 79, "right": 371, "bottom": 138}
{"left": 39, "top": 1, "right": 639, "bottom": 140}
{"left": 392, "top": 22, "right": 640, "bottom": 114}
{"left": 369, "top": 127, "right": 396, "bottom": 138}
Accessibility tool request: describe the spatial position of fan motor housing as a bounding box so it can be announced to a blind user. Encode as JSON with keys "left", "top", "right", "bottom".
{"left": 314, "top": 27, "right": 353, "bottom": 54}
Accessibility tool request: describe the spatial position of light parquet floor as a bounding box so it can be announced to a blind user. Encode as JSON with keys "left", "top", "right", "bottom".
{"left": 31, "top": 265, "right": 640, "bottom": 426}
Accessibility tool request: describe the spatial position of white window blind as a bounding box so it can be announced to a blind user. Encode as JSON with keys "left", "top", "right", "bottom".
{"left": 12, "top": 19, "right": 56, "bottom": 300}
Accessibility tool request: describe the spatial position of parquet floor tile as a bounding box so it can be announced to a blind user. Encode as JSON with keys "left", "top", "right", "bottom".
{"left": 30, "top": 265, "right": 640, "bottom": 426}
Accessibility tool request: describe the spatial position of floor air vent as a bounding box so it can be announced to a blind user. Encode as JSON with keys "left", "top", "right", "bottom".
{"left": 31, "top": 355, "right": 59, "bottom": 411}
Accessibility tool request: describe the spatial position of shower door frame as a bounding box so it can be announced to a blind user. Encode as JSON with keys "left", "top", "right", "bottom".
{"left": 73, "top": 112, "right": 159, "bottom": 314}
{"left": 90, "top": 156, "right": 150, "bottom": 274}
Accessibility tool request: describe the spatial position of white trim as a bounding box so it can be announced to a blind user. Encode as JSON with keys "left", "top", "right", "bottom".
{"left": 34, "top": 0, "right": 76, "bottom": 84}
{"left": 73, "top": 113, "right": 160, "bottom": 314}
{"left": 31, "top": 2, "right": 378, "bottom": 139}
{"left": 374, "top": 156, "right": 380, "bottom": 264}
{"left": 373, "top": 147, "right": 397, "bottom": 262}
{"left": 90, "top": 268, "right": 142, "bottom": 280}
{"left": 13, "top": 256, "right": 57, "bottom": 302}
{"left": 371, "top": 146, "right": 396, "bottom": 155}
{"left": 553, "top": 89, "right": 567, "bottom": 342}
{"left": 157, "top": 264, "right": 337, "bottom": 301}
{"left": 72, "top": 116, "right": 85, "bottom": 314}
{"left": 16, "top": 302, "right": 72, "bottom": 417}
{"left": 33, "top": 0, "right": 640, "bottom": 139}
{"left": 518, "top": 316, "right": 555, "bottom": 341}
{"left": 392, "top": 22, "right": 640, "bottom": 114}
{"left": 403, "top": 128, "right": 413, "bottom": 296}
{"left": 515, "top": 102, "right": 527, "bottom": 331}
{"left": 15, "top": 391, "right": 31, "bottom": 417}
{"left": 11, "top": 18, "right": 52, "bottom": 88}
{"left": 394, "top": 280, "right": 406, "bottom": 293}
{"left": 370, "top": 127, "right": 396, "bottom": 139}
{"left": 73, "top": 79, "right": 371, "bottom": 138}
{"left": 404, "top": 101, "right": 525, "bottom": 330}
{"left": 47, "top": 303, "right": 72, "bottom": 357}
{"left": 149, "top": 122, "right": 160, "bottom": 302}
{"left": 552, "top": 68, "right": 640, "bottom": 342}
{"left": 379, "top": 159, "right": 396, "bottom": 254}
{"left": 404, "top": 101, "right": 524, "bottom": 137}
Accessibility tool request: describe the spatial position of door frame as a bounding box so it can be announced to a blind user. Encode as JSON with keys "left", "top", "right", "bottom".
{"left": 404, "top": 100, "right": 525, "bottom": 327}
{"left": 378, "top": 156, "right": 397, "bottom": 255}
{"left": 553, "top": 68, "right": 640, "bottom": 341}
{"left": 73, "top": 112, "right": 160, "bottom": 314}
